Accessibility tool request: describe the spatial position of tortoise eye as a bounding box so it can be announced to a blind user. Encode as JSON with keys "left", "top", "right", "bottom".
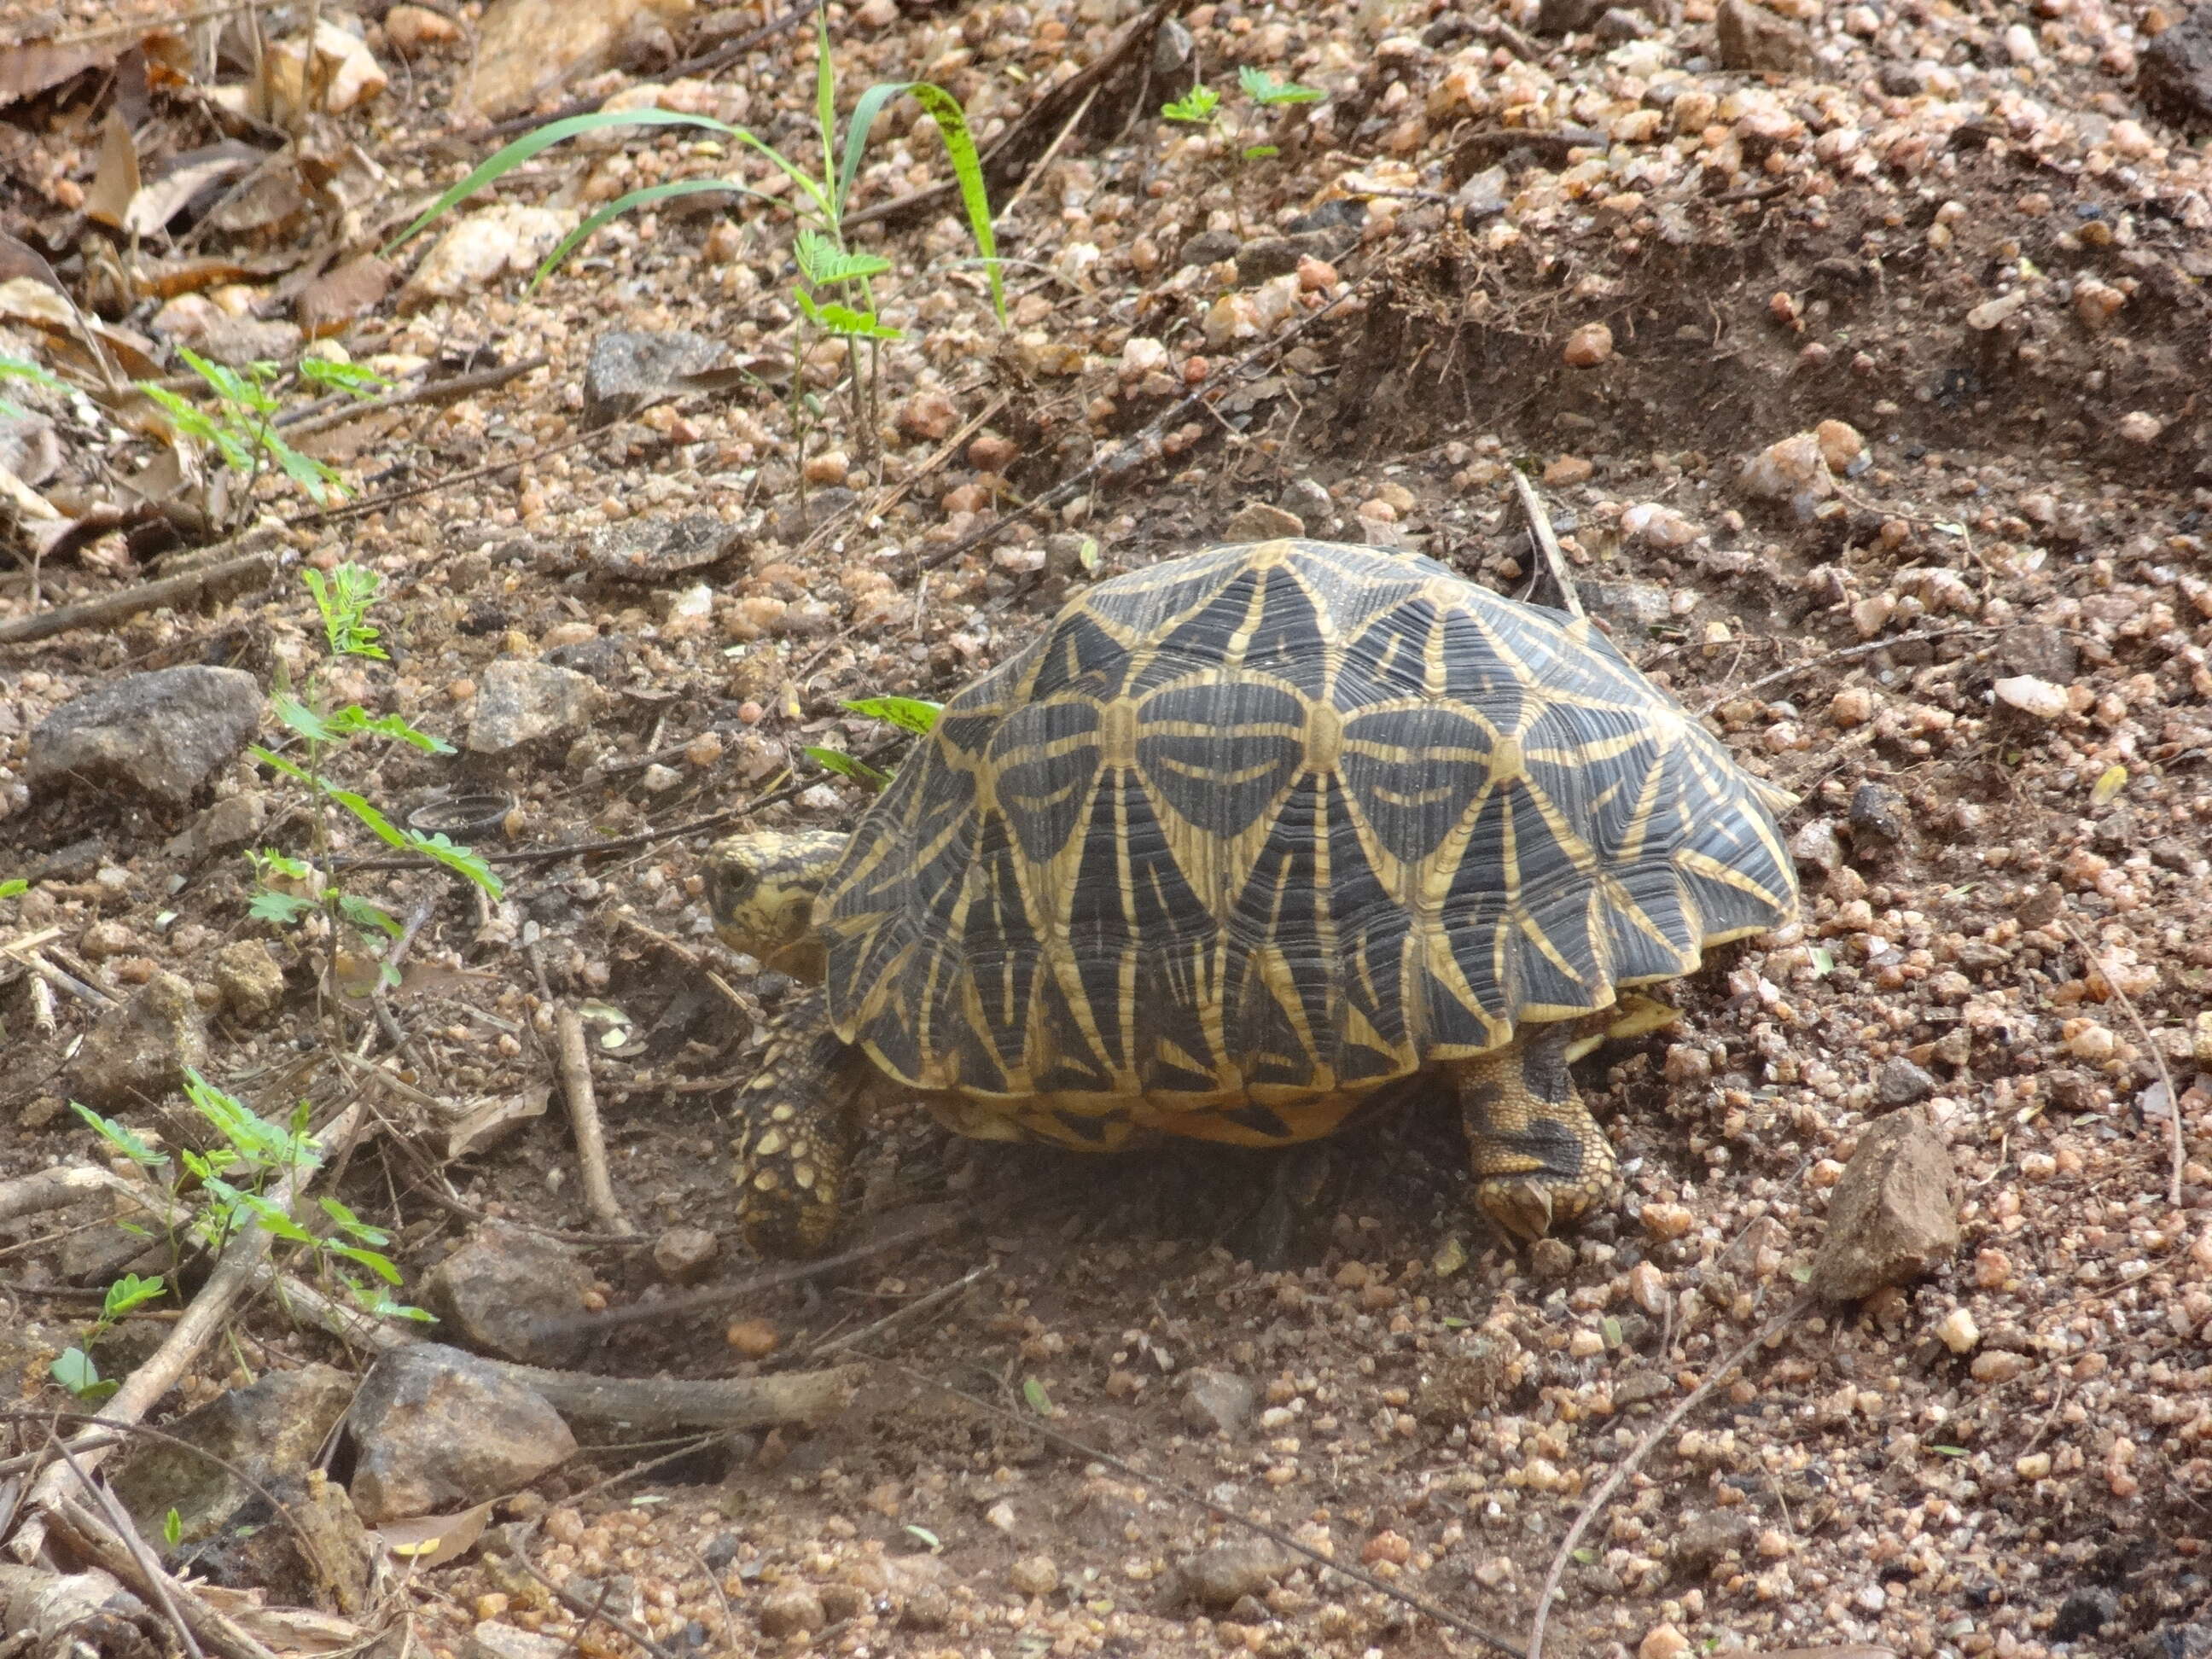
{"left": 721, "top": 864, "right": 757, "bottom": 897}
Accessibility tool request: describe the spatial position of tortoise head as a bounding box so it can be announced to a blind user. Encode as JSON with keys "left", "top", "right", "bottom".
{"left": 704, "top": 830, "right": 849, "bottom": 981}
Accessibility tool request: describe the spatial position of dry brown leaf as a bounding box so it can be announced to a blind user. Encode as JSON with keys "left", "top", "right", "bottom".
{"left": 0, "top": 37, "right": 119, "bottom": 107}
{"left": 372, "top": 1501, "right": 493, "bottom": 1568}
{"left": 123, "top": 140, "right": 266, "bottom": 240}
{"left": 444, "top": 1084, "right": 550, "bottom": 1161}
{"left": 297, "top": 255, "right": 393, "bottom": 337}
{"left": 85, "top": 108, "right": 140, "bottom": 231}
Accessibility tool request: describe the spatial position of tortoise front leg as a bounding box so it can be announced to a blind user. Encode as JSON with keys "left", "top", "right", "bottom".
{"left": 1453, "top": 1023, "right": 1620, "bottom": 1241}
{"left": 733, "top": 987, "right": 876, "bottom": 1257}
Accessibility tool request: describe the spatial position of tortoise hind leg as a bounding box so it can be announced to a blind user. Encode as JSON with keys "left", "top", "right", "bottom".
{"left": 1453, "top": 1023, "right": 1619, "bottom": 1241}
{"left": 733, "top": 987, "right": 876, "bottom": 1257}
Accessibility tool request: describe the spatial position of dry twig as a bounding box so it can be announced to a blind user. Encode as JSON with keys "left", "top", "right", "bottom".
{"left": 555, "top": 1005, "right": 632, "bottom": 1236}
{"left": 1525, "top": 1295, "right": 1811, "bottom": 1659}
{"left": 1511, "top": 468, "right": 1583, "bottom": 619}
{"left": 2061, "top": 918, "right": 2186, "bottom": 1209}
{"left": 0, "top": 546, "right": 282, "bottom": 648}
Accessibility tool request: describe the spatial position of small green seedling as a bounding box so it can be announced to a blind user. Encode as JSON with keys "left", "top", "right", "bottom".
{"left": 137, "top": 352, "right": 387, "bottom": 527}
{"left": 49, "top": 1272, "right": 169, "bottom": 1401}
{"left": 385, "top": 8, "right": 1002, "bottom": 497}
{"left": 1163, "top": 67, "right": 1327, "bottom": 229}
{"left": 249, "top": 564, "right": 502, "bottom": 997}
{"left": 72, "top": 1074, "right": 431, "bottom": 1328}
{"left": 803, "top": 696, "right": 940, "bottom": 791}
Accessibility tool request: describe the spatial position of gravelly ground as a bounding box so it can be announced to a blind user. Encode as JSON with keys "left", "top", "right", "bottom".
{"left": 3, "top": 0, "right": 2212, "bottom": 1653}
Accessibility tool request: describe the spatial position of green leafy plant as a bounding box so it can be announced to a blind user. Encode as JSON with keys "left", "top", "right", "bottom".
{"left": 0, "top": 354, "right": 62, "bottom": 419}
{"left": 49, "top": 1272, "right": 168, "bottom": 1401}
{"left": 249, "top": 564, "right": 503, "bottom": 996}
{"left": 73, "top": 1074, "right": 429, "bottom": 1325}
{"left": 802, "top": 695, "right": 940, "bottom": 791}
{"left": 1163, "top": 67, "right": 1326, "bottom": 224}
{"left": 137, "top": 352, "right": 387, "bottom": 527}
{"left": 383, "top": 9, "right": 1002, "bottom": 504}
{"left": 0, "top": 877, "right": 26, "bottom": 899}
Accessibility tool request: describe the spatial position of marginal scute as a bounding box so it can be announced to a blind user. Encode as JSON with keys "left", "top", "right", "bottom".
{"left": 815, "top": 539, "right": 1800, "bottom": 1138}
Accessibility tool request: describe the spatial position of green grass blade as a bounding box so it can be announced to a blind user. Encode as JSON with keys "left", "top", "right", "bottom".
{"left": 732, "top": 130, "right": 834, "bottom": 219}
{"left": 381, "top": 108, "right": 738, "bottom": 256}
{"left": 814, "top": 8, "right": 838, "bottom": 200}
{"left": 905, "top": 83, "right": 1003, "bottom": 323}
{"left": 527, "top": 178, "right": 762, "bottom": 291}
{"left": 838, "top": 79, "right": 915, "bottom": 222}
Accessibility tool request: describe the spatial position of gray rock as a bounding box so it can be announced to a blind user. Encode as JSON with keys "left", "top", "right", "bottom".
{"left": 756, "top": 1586, "right": 827, "bottom": 1637}
{"left": 193, "top": 315, "right": 306, "bottom": 368}
{"left": 1848, "top": 781, "right": 1908, "bottom": 843}
{"left": 1278, "top": 477, "right": 1335, "bottom": 524}
{"left": 469, "top": 1622, "right": 573, "bottom": 1659}
{"left": 1714, "top": 0, "right": 1809, "bottom": 72}
{"left": 1232, "top": 231, "right": 1340, "bottom": 285}
{"left": 72, "top": 971, "right": 209, "bottom": 1112}
{"left": 1180, "top": 1368, "right": 1258, "bottom": 1435}
{"left": 109, "top": 1365, "right": 356, "bottom": 1545}
{"left": 1222, "top": 502, "right": 1306, "bottom": 543}
{"left": 1876, "top": 1057, "right": 1937, "bottom": 1108}
{"left": 346, "top": 1343, "right": 577, "bottom": 1522}
{"left": 1790, "top": 818, "right": 1845, "bottom": 875}
{"left": 582, "top": 330, "right": 726, "bottom": 429}
{"left": 1596, "top": 6, "right": 1656, "bottom": 40}
{"left": 2140, "top": 6, "right": 2212, "bottom": 131}
{"left": 1808, "top": 1107, "right": 1961, "bottom": 1301}
{"left": 420, "top": 1222, "right": 597, "bottom": 1365}
{"left": 587, "top": 514, "right": 742, "bottom": 582}
{"left": 212, "top": 939, "right": 288, "bottom": 1022}
{"left": 1178, "top": 229, "right": 1243, "bottom": 270}
{"left": 467, "top": 661, "right": 598, "bottom": 754}
{"left": 29, "top": 667, "right": 262, "bottom": 806}
{"left": 2050, "top": 1585, "right": 2122, "bottom": 1643}
{"left": 1668, "top": 1511, "right": 1755, "bottom": 1579}
{"left": 1586, "top": 580, "right": 1672, "bottom": 635}
{"left": 165, "top": 792, "right": 269, "bottom": 864}
{"left": 2000, "top": 623, "right": 2079, "bottom": 683}
{"left": 1534, "top": 0, "right": 1609, "bottom": 33}
{"left": 1174, "top": 1540, "right": 1298, "bottom": 1608}
{"left": 651, "top": 1225, "right": 719, "bottom": 1284}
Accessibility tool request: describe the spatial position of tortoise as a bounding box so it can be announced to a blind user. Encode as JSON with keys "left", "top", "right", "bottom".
{"left": 707, "top": 538, "right": 1798, "bottom": 1256}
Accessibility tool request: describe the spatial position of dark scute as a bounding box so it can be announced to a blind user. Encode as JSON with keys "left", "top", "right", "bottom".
{"left": 1027, "top": 609, "right": 1132, "bottom": 701}
{"left": 1033, "top": 969, "right": 1114, "bottom": 1091}
{"left": 969, "top": 944, "right": 1041, "bottom": 1071}
{"left": 1225, "top": 958, "right": 1317, "bottom": 1086}
{"left": 1137, "top": 945, "right": 1224, "bottom": 1092}
{"left": 1602, "top": 867, "right": 1698, "bottom": 981}
{"left": 1050, "top": 1108, "right": 1116, "bottom": 1144}
{"left": 1511, "top": 888, "right": 1600, "bottom": 1011}
{"left": 1227, "top": 775, "right": 1336, "bottom": 1045}
{"left": 1342, "top": 925, "right": 1411, "bottom": 1050}
{"left": 989, "top": 700, "right": 1102, "bottom": 865}
{"left": 1138, "top": 680, "right": 1306, "bottom": 836}
{"left": 1336, "top": 1041, "right": 1403, "bottom": 1083}
{"left": 948, "top": 1010, "right": 1008, "bottom": 1094}
{"left": 1338, "top": 705, "right": 1498, "bottom": 870}
{"left": 1138, "top": 566, "right": 1272, "bottom": 680}
{"left": 1219, "top": 1101, "right": 1297, "bottom": 1140}
{"left": 1232, "top": 565, "right": 1333, "bottom": 692}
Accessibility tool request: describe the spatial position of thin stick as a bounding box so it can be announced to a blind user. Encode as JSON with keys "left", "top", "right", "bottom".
{"left": 556, "top": 1006, "right": 631, "bottom": 1235}
{"left": 523, "top": 1206, "right": 972, "bottom": 1340}
{"left": 50, "top": 1437, "right": 207, "bottom": 1659}
{"left": 276, "top": 355, "right": 548, "bottom": 439}
{"left": 1697, "top": 626, "right": 1993, "bottom": 715}
{"left": 1524, "top": 1295, "right": 1811, "bottom": 1659}
{"left": 46, "top": 1495, "right": 280, "bottom": 1659}
{"left": 1511, "top": 469, "right": 1582, "bottom": 619}
{"left": 881, "top": 1357, "right": 1525, "bottom": 1656}
{"left": 0, "top": 1165, "right": 135, "bottom": 1226}
{"left": 995, "top": 85, "right": 1101, "bottom": 224}
{"left": 0, "top": 547, "right": 282, "bottom": 647}
{"left": 806, "top": 1264, "right": 988, "bottom": 1359}
{"left": 2061, "top": 919, "right": 2186, "bottom": 1209}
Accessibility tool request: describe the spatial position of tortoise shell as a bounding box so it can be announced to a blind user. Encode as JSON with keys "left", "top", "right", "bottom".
{"left": 811, "top": 539, "right": 1796, "bottom": 1144}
